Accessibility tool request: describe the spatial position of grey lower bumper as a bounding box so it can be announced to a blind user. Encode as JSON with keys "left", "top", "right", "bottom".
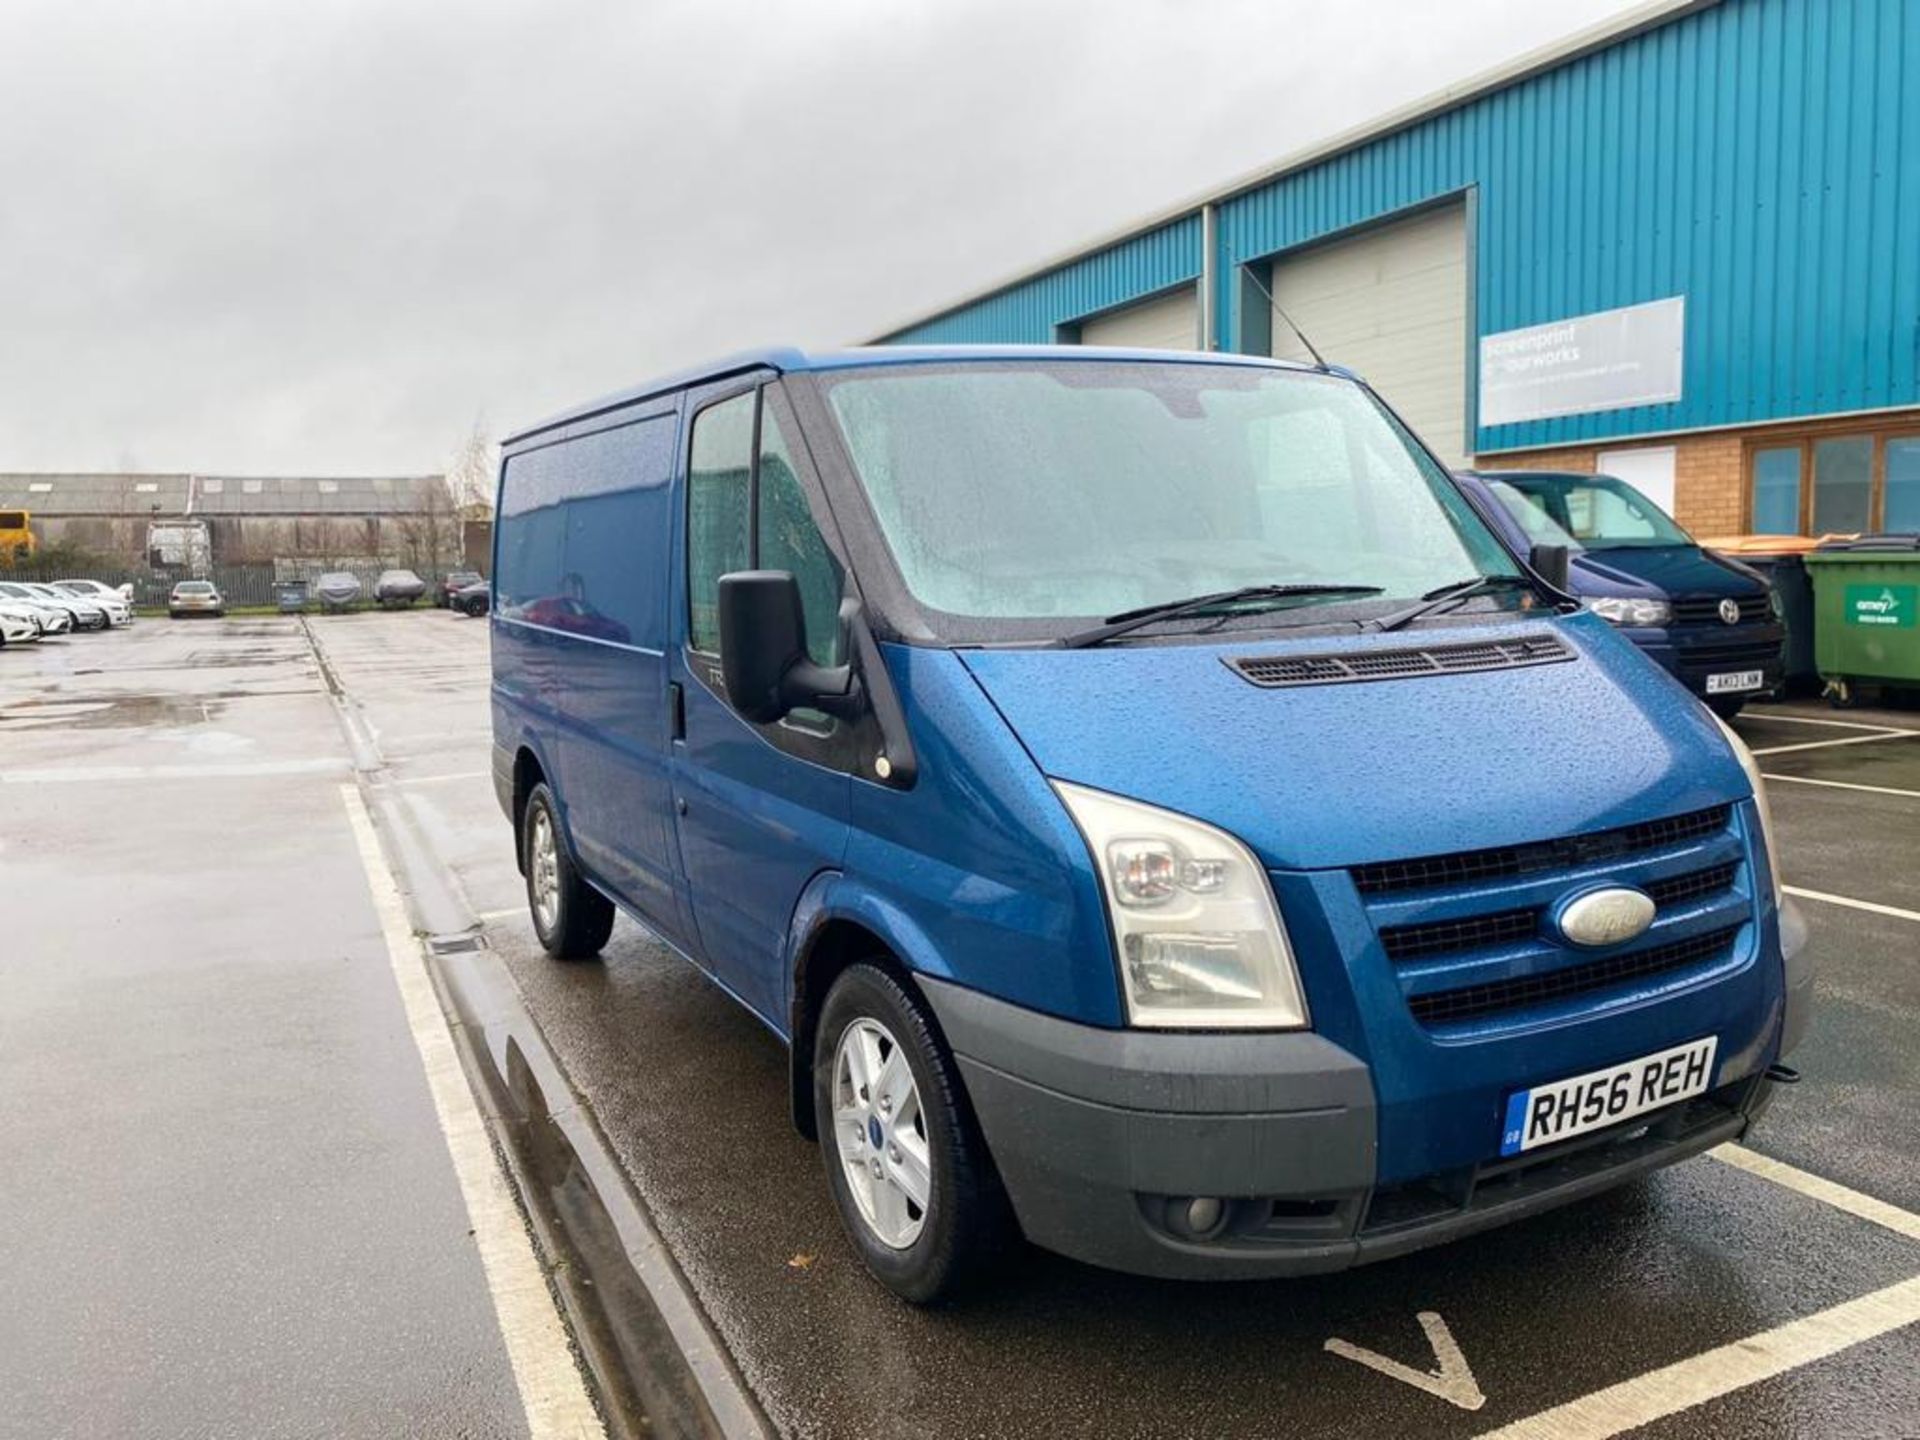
{"left": 1779, "top": 896, "right": 1814, "bottom": 1057}
{"left": 922, "top": 976, "right": 1768, "bottom": 1280}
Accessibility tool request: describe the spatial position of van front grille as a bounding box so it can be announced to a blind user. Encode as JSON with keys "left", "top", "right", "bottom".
{"left": 1407, "top": 926, "right": 1743, "bottom": 1025}
{"left": 1381, "top": 907, "right": 1539, "bottom": 962}
{"left": 1352, "top": 806, "right": 1732, "bottom": 898}
{"left": 1377, "top": 861, "right": 1739, "bottom": 964}
{"left": 1672, "top": 595, "right": 1771, "bottom": 626}
{"left": 1228, "top": 633, "right": 1571, "bottom": 689}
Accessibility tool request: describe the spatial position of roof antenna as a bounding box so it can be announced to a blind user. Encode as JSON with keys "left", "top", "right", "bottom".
{"left": 1241, "top": 264, "right": 1329, "bottom": 371}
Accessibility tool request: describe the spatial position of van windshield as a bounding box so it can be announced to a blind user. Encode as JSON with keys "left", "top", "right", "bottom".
{"left": 818, "top": 360, "right": 1518, "bottom": 637}
{"left": 1493, "top": 473, "right": 1693, "bottom": 550}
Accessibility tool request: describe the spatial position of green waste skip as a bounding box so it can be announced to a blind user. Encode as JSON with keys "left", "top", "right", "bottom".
{"left": 1805, "top": 535, "right": 1920, "bottom": 705}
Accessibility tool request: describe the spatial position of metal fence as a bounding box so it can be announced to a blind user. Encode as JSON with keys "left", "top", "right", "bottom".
{"left": 0, "top": 561, "right": 443, "bottom": 609}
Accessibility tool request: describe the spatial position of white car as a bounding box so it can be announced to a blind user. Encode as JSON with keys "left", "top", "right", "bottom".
{"left": 52, "top": 580, "right": 131, "bottom": 626}
{"left": 0, "top": 603, "right": 42, "bottom": 647}
{"left": 13, "top": 582, "right": 110, "bottom": 631}
{"left": 0, "top": 582, "right": 87, "bottom": 633}
{"left": 55, "top": 578, "right": 136, "bottom": 616}
{"left": 0, "top": 598, "right": 69, "bottom": 637}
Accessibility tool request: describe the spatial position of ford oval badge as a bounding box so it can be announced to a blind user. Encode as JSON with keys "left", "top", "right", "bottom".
{"left": 1555, "top": 887, "right": 1656, "bottom": 948}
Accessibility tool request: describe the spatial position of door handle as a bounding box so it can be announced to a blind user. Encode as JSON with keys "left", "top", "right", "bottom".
{"left": 668, "top": 681, "right": 685, "bottom": 740}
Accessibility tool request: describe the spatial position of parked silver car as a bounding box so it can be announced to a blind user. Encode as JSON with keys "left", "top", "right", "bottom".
{"left": 168, "top": 580, "right": 226, "bottom": 618}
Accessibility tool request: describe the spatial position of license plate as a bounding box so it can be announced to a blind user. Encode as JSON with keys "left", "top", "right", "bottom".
{"left": 1499, "top": 1036, "right": 1718, "bottom": 1157}
{"left": 1706, "top": 670, "right": 1763, "bottom": 694}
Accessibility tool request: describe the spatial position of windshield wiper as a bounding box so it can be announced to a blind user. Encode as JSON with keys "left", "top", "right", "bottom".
{"left": 1363, "top": 575, "right": 1536, "bottom": 634}
{"left": 1058, "top": 584, "right": 1385, "bottom": 649}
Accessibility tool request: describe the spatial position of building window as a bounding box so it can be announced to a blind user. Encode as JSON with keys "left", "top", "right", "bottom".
{"left": 1886, "top": 437, "right": 1920, "bottom": 532}
{"left": 1812, "top": 437, "right": 1872, "bottom": 534}
{"left": 1746, "top": 424, "right": 1920, "bottom": 536}
{"left": 1750, "top": 447, "right": 1800, "bottom": 533}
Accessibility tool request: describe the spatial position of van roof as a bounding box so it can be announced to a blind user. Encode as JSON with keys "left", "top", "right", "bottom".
{"left": 503, "top": 344, "right": 1317, "bottom": 446}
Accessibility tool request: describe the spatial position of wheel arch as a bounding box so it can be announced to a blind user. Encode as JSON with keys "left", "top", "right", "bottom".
{"left": 508, "top": 736, "right": 561, "bottom": 875}
{"left": 784, "top": 875, "right": 955, "bottom": 1140}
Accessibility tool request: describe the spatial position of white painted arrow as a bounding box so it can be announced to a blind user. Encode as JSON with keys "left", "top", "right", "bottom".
{"left": 1325, "top": 1310, "right": 1487, "bottom": 1411}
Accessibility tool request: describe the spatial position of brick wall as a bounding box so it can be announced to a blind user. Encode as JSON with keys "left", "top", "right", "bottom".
{"left": 1670, "top": 434, "right": 1746, "bottom": 538}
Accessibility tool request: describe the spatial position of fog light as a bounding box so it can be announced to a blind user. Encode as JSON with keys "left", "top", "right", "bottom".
{"left": 1186, "top": 1196, "right": 1225, "bottom": 1233}
{"left": 1163, "top": 1194, "right": 1227, "bottom": 1239}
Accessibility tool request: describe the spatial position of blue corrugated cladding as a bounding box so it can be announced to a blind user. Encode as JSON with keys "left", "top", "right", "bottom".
{"left": 884, "top": 0, "right": 1919, "bottom": 455}
{"left": 882, "top": 215, "right": 1201, "bottom": 344}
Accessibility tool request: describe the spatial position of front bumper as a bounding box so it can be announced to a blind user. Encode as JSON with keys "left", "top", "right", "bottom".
{"left": 1623, "top": 622, "right": 1786, "bottom": 697}
{"left": 923, "top": 963, "right": 1793, "bottom": 1280}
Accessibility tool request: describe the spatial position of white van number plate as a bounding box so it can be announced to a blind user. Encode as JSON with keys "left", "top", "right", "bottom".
{"left": 1499, "top": 1036, "right": 1718, "bottom": 1157}
{"left": 1706, "top": 670, "right": 1764, "bottom": 694}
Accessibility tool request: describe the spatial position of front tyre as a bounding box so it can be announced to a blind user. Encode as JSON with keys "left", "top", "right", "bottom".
{"left": 813, "top": 964, "right": 1015, "bottom": 1304}
{"left": 521, "top": 783, "right": 615, "bottom": 959}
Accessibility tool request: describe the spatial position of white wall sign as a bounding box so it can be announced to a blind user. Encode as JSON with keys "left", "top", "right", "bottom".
{"left": 1479, "top": 296, "right": 1685, "bottom": 427}
{"left": 1595, "top": 445, "right": 1679, "bottom": 515}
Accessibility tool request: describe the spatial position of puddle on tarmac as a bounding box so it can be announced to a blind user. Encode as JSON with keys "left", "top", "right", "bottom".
{"left": 0, "top": 694, "right": 229, "bottom": 730}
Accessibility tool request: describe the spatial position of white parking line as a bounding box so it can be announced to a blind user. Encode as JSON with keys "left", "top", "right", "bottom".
{"left": 1709, "top": 1144, "right": 1920, "bottom": 1243}
{"left": 1761, "top": 771, "right": 1920, "bottom": 801}
{"left": 1783, "top": 885, "right": 1920, "bottom": 925}
{"left": 1750, "top": 732, "right": 1916, "bottom": 757}
{"left": 1741, "top": 714, "right": 1918, "bottom": 734}
{"left": 1476, "top": 1277, "right": 1920, "bottom": 1439}
{"left": 1480, "top": 1147, "right": 1920, "bottom": 1438}
{"left": 340, "top": 784, "right": 604, "bottom": 1440}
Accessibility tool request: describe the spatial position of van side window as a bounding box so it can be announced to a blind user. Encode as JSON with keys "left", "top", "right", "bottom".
{"left": 687, "top": 393, "right": 756, "bottom": 654}
{"left": 687, "top": 388, "right": 843, "bottom": 665}
{"left": 758, "top": 407, "right": 844, "bottom": 666}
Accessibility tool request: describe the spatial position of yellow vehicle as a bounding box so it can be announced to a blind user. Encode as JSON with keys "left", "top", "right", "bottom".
{"left": 0, "top": 510, "right": 32, "bottom": 561}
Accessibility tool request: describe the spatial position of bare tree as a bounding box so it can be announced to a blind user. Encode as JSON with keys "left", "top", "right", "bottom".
{"left": 446, "top": 419, "right": 497, "bottom": 515}
{"left": 394, "top": 475, "right": 458, "bottom": 574}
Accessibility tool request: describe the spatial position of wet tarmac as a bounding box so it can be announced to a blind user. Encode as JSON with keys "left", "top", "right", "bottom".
{"left": 307, "top": 615, "right": 1920, "bottom": 1440}
{"left": 0, "top": 618, "right": 527, "bottom": 1439}
{"left": 17, "top": 612, "right": 1920, "bottom": 1438}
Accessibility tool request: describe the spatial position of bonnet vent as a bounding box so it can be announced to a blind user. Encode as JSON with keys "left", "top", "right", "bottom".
{"left": 1228, "top": 632, "right": 1573, "bottom": 689}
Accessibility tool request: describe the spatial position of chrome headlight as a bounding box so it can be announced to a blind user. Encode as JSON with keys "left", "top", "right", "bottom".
{"left": 1588, "top": 595, "right": 1672, "bottom": 627}
{"left": 1053, "top": 781, "right": 1308, "bottom": 1030}
{"left": 1709, "top": 713, "right": 1784, "bottom": 909}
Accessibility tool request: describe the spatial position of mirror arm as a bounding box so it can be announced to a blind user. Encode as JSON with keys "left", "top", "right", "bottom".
{"left": 782, "top": 658, "right": 863, "bottom": 720}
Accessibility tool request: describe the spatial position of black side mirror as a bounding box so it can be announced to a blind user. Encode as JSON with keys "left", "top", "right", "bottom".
{"left": 717, "top": 570, "right": 856, "bottom": 724}
{"left": 1529, "top": 543, "right": 1572, "bottom": 593}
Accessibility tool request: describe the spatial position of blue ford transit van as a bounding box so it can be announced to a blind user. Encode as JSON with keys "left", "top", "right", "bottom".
{"left": 491, "top": 347, "right": 1811, "bottom": 1302}
{"left": 1454, "top": 469, "right": 1785, "bottom": 719}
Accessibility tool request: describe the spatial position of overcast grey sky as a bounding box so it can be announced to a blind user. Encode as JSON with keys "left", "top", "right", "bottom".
{"left": 0, "top": 0, "right": 1639, "bottom": 476}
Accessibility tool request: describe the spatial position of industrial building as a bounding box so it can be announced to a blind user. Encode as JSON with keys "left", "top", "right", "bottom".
{"left": 875, "top": 0, "right": 1918, "bottom": 540}
{"left": 0, "top": 472, "right": 462, "bottom": 573}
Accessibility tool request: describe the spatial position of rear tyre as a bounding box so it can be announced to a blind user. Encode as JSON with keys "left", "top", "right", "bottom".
{"left": 521, "top": 782, "right": 615, "bottom": 959}
{"left": 813, "top": 964, "right": 1016, "bottom": 1304}
{"left": 1706, "top": 695, "right": 1745, "bottom": 720}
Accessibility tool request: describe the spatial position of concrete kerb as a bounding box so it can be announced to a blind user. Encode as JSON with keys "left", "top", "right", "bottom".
{"left": 301, "top": 617, "right": 774, "bottom": 1440}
